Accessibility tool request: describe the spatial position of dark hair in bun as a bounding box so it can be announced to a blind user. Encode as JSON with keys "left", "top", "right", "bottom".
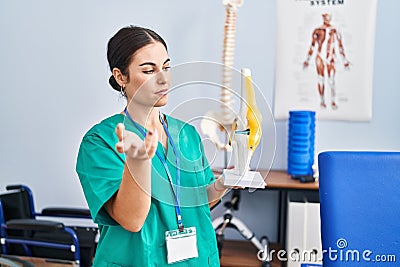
{"left": 107, "top": 25, "right": 168, "bottom": 92}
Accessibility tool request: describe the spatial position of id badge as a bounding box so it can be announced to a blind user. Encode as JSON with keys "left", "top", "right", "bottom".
{"left": 165, "top": 227, "right": 198, "bottom": 264}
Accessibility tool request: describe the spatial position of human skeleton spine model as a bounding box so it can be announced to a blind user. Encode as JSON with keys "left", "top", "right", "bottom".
{"left": 220, "top": 0, "right": 243, "bottom": 126}
{"left": 303, "top": 13, "right": 350, "bottom": 110}
{"left": 200, "top": 0, "right": 243, "bottom": 151}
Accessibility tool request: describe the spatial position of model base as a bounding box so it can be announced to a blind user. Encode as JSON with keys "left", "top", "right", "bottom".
{"left": 222, "top": 169, "right": 266, "bottom": 188}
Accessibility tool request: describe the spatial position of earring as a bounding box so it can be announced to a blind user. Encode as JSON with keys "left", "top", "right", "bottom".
{"left": 120, "top": 85, "right": 126, "bottom": 96}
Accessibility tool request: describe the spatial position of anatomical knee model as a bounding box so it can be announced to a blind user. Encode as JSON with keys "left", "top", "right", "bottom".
{"left": 222, "top": 68, "right": 265, "bottom": 189}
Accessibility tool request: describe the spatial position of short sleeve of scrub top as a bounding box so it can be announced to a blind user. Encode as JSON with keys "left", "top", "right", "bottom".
{"left": 76, "top": 115, "right": 125, "bottom": 226}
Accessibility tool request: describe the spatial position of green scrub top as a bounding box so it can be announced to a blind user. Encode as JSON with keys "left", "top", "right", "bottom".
{"left": 76, "top": 114, "right": 220, "bottom": 267}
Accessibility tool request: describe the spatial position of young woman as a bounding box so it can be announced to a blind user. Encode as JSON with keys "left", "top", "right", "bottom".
{"left": 76, "top": 25, "right": 229, "bottom": 266}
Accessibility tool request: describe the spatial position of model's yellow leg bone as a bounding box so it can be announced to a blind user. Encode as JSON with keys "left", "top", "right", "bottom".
{"left": 245, "top": 75, "right": 262, "bottom": 152}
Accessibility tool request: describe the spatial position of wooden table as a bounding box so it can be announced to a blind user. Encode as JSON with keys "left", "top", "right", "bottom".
{"left": 213, "top": 169, "right": 319, "bottom": 266}
{"left": 220, "top": 240, "right": 282, "bottom": 267}
{"left": 212, "top": 169, "right": 319, "bottom": 190}
{"left": 214, "top": 169, "right": 319, "bottom": 253}
{"left": 264, "top": 170, "right": 319, "bottom": 191}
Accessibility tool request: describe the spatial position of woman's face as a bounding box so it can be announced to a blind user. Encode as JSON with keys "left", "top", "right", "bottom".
{"left": 124, "top": 41, "right": 171, "bottom": 107}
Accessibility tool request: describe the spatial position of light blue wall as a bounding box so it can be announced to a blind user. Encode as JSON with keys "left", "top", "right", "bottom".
{"left": 1, "top": 0, "right": 399, "bottom": 242}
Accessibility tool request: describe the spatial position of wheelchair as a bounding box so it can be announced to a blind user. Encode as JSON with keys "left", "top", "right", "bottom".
{"left": 0, "top": 184, "right": 98, "bottom": 267}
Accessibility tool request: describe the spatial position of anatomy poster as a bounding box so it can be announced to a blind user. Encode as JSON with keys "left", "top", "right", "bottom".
{"left": 273, "top": 0, "right": 377, "bottom": 121}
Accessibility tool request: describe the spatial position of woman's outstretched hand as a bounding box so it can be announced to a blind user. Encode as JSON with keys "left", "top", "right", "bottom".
{"left": 115, "top": 123, "right": 158, "bottom": 160}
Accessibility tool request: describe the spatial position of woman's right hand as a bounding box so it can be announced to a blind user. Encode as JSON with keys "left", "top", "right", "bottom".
{"left": 115, "top": 123, "right": 158, "bottom": 160}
